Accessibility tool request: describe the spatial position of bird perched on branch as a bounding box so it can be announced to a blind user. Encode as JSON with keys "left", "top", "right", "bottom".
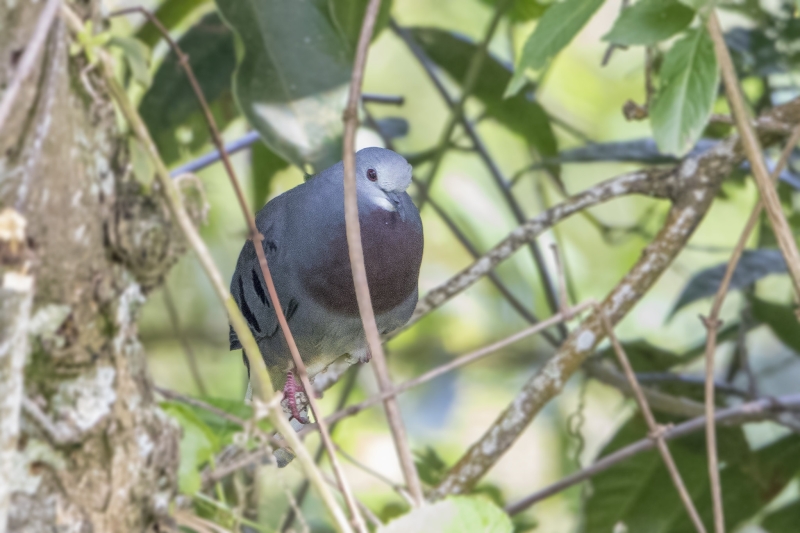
{"left": 229, "top": 147, "right": 423, "bottom": 424}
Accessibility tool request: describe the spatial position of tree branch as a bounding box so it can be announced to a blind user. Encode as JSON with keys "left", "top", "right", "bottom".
{"left": 430, "top": 137, "right": 743, "bottom": 498}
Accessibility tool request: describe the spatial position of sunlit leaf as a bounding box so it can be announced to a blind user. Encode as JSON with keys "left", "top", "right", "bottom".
{"left": 216, "top": 0, "right": 352, "bottom": 172}
{"left": 109, "top": 36, "right": 152, "bottom": 87}
{"left": 750, "top": 297, "right": 800, "bottom": 354}
{"left": 479, "top": 0, "right": 549, "bottom": 21}
{"left": 328, "top": 0, "right": 393, "bottom": 52}
{"left": 412, "top": 28, "right": 558, "bottom": 167}
{"left": 162, "top": 402, "right": 220, "bottom": 494}
{"left": 650, "top": 28, "right": 719, "bottom": 156}
{"left": 139, "top": 12, "right": 238, "bottom": 164}
{"left": 670, "top": 249, "right": 787, "bottom": 317}
{"left": 603, "top": 0, "right": 695, "bottom": 46}
{"left": 505, "top": 0, "right": 605, "bottom": 97}
{"left": 378, "top": 496, "right": 513, "bottom": 533}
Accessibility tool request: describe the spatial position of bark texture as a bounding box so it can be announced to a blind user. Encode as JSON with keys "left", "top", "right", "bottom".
{"left": 0, "top": 3, "right": 182, "bottom": 531}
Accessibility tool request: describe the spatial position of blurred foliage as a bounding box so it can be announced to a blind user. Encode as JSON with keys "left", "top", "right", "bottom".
{"left": 114, "top": 0, "right": 800, "bottom": 530}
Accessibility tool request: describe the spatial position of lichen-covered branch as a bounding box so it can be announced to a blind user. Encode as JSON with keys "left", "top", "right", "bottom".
{"left": 0, "top": 209, "right": 34, "bottom": 533}
{"left": 430, "top": 138, "right": 741, "bottom": 498}
{"left": 401, "top": 168, "right": 671, "bottom": 333}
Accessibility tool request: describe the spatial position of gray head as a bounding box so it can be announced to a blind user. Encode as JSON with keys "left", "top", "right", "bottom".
{"left": 355, "top": 147, "right": 413, "bottom": 218}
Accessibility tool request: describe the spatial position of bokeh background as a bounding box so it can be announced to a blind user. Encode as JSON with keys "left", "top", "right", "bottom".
{"left": 105, "top": 0, "right": 800, "bottom": 530}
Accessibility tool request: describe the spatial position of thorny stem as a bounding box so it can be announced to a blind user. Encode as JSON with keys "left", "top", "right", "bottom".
{"left": 61, "top": 6, "right": 354, "bottom": 530}
{"left": 340, "top": 0, "right": 425, "bottom": 507}
{"left": 601, "top": 313, "right": 707, "bottom": 533}
{"left": 108, "top": 7, "right": 364, "bottom": 531}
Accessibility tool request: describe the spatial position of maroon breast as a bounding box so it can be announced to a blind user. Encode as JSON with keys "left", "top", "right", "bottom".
{"left": 300, "top": 206, "right": 423, "bottom": 317}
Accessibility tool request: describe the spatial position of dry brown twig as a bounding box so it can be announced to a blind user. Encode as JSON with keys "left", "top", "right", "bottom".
{"left": 601, "top": 313, "right": 707, "bottom": 533}
{"left": 60, "top": 6, "right": 354, "bottom": 531}
{"left": 340, "top": 0, "right": 425, "bottom": 506}
{"left": 705, "top": 13, "right": 800, "bottom": 532}
{"left": 108, "top": 6, "right": 366, "bottom": 531}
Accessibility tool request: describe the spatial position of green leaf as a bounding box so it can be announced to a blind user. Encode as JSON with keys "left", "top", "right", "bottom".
{"left": 328, "top": 0, "right": 393, "bottom": 52}
{"left": 412, "top": 28, "right": 558, "bottom": 167}
{"left": 762, "top": 500, "right": 800, "bottom": 532}
{"left": 216, "top": 0, "right": 353, "bottom": 172}
{"left": 162, "top": 402, "right": 220, "bottom": 494}
{"left": 414, "top": 446, "right": 449, "bottom": 487}
{"left": 603, "top": 0, "right": 695, "bottom": 46}
{"left": 378, "top": 496, "right": 513, "bottom": 533}
{"left": 584, "top": 416, "right": 800, "bottom": 532}
{"left": 505, "top": 0, "right": 605, "bottom": 97}
{"left": 750, "top": 297, "right": 800, "bottom": 354}
{"left": 135, "top": 0, "right": 212, "bottom": 47}
{"left": 669, "top": 249, "right": 787, "bottom": 317}
{"left": 128, "top": 136, "right": 155, "bottom": 187}
{"left": 109, "top": 36, "right": 152, "bottom": 87}
{"left": 650, "top": 28, "right": 719, "bottom": 156}
{"left": 139, "top": 12, "right": 238, "bottom": 164}
{"left": 479, "top": 0, "right": 549, "bottom": 21}
{"left": 251, "top": 142, "right": 290, "bottom": 211}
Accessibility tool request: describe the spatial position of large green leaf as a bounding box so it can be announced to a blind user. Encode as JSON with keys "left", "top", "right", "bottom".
{"left": 750, "top": 297, "right": 800, "bottom": 354}
{"left": 762, "top": 500, "right": 800, "bottom": 532}
{"left": 328, "top": 0, "right": 393, "bottom": 52}
{"left": 603, "top": 0, "right": 695, "bottom": 46}
{"left": 216, "top": 0, "right": 353, "bottom": 172}
{"left": 378, "top": 496, "right": 513, "bottom": 533}
{"left": 139, "top": 12, "right": 238, "bottom": 164}
{"left": 650, "top": 28, "right": 719, "bottom": 156}
{"left": 135, "top": 0, "right": 212, "bottom": 47}
{"left": 584, "top": 416, "right": 800, "bottom": 533}
{"left": 505, "top": 0, "right": 605, "bottom": 97}
{"left": 412, "top": 28, "right": 557, "bottom": 166}
{"left": 669, "top": 249, "right": 787, "bottom": 317}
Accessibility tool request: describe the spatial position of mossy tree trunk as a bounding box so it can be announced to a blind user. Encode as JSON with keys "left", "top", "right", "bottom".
{"left": 0, "top": 3, "right": 181, "bottom": 531}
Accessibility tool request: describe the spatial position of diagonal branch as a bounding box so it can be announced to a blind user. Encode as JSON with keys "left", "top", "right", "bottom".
{"left": 430, "top": 137, "right": 744, "bottom": 498}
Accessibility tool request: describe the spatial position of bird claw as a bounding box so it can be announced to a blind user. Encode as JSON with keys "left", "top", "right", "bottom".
{"left": 283, "top": 371, "right": 310, "bottom": 424}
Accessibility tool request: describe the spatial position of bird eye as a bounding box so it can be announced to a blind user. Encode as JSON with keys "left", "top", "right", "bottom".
{"left": 367, "top": 168, "right": 378, "bottom": 182}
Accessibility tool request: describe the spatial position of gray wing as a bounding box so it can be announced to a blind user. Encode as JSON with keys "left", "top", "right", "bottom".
{"left": 229, "top": 196, "right": 298, "bottom": 351}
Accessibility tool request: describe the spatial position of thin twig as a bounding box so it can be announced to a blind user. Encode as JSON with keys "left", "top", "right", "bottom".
{"left": 505, "top": 393, "right": 800, "bottom": 515}
{"left": 601, "top": 313, "right": 707, "bottom": 533}
{"left": 107, "top": 7, "right": 364, "bottom": 530}
{"left": 707, "top": 12, "right": 800, "bottom": 304}
{"left": 61, "top": 6, "right": 353, "bottom": 530}
{"left": 303, "top": 302, "right": 592, "bottom": 432}
{"left": 393, "top": 19, "right": 567, "bottom": 340}
{"left": 364, "top": 108, "right": 559, "bottom": 346}
{"left": 162, "top": 286, "right": 208, "bottom": 396}
{"left": 0, "top": 0, "right": 61, "bottom": 130}
{"left": 697, "top": 118, "right": 800, "bottom": 533}
{"left": 335, "top": 444, "right": 415, "bottom": 505}
{"left": 361, "top": 93, "right": 404, "bottom": 105}
{"left": 341, "top": 0, "right": 424, "bottom": 507}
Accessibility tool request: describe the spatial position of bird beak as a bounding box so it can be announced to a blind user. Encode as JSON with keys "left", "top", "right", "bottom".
{"left": 385, "top": 191, "right": 406, "bottom": 221}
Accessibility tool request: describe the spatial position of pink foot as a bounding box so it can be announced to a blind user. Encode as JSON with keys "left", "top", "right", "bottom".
{"left": 283, "top": 372, "right": 309, "bottom": 424}
{"left": 359, "top": 347, "right": 372, "bottom": 364}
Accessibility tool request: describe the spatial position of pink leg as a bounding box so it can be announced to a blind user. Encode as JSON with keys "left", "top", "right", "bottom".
{"left": 359, "top": 347, "right": 372, "bottom": 363}
{"left": 283, "top": 371, "right": 309, "bottom": 424}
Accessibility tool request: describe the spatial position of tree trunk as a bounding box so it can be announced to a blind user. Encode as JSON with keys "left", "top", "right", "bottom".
{"left": 0, "top": 3, "right": 181, "bottom": 531}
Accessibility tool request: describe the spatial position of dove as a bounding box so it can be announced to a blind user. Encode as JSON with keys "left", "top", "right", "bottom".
{"left": 229, "top": 147, "right": 423, "bottom": 423}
